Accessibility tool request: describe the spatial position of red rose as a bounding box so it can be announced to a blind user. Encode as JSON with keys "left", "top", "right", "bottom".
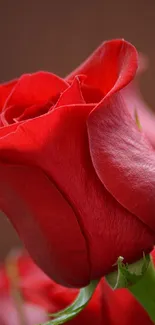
{"left": 0, "top": 251, "right": 103, "bottom": 325}
{"left": 0, "top": 39, "right": 154, "bottom": 287}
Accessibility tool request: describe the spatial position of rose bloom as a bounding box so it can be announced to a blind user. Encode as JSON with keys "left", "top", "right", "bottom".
{"left": 0, "top": 39, "right": 154, "bottom": 287}
{"left": 0, "top": 250, "right": 153, "bottom": 325}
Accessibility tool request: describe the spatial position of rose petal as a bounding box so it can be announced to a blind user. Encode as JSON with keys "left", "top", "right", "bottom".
{"left": 4, "top": 72, "right": 68, "bottom": 108}
{"left": 0, "top": 80, "right": 17, "bottom": 126}
{"left": 120, "top": 51, "right": 155, "bottom": 149}
{"left": 122, "top": 79, "right": 155, "bottom": 149}
{"left": 88, "top": 92, "right": 155, "bottom": 233}
{"left": 0, "top": 104, "right": 154, "bottom": 279}
{"left": 2, "top": 72, "right": 68, "bottom": 124}
{"left": 15, "top": 102, "right": 52, "bottom": 122}
{"left": 81, "top": 84, "right": 103, "bottom": 103}
{"left": 0, "top": 163, "right": 90, "bottom": 287}
{"left": 0, "top": 80, "right": 17, "bottom": 111}
{"left": 54, "top": 76, "right": 85, "bottom": 109}
{"left": 66, "top": 39, "right": 138, "bottom": 96}
{"left": 0, "top": 122, "right": 21, "bottom": 138}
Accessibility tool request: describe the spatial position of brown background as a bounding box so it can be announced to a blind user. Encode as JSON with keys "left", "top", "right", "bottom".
{"left": 0, "top": 0, "right": 155, "bottom": 260}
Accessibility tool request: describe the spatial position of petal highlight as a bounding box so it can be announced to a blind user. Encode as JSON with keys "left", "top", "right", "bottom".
{"left": 88, "top": 92, "right": 155, "bottom": 233}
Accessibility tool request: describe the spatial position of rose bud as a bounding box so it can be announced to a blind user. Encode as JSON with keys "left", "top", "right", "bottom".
{"left": 0, "top": 39, "right": 154, "bottom": 287}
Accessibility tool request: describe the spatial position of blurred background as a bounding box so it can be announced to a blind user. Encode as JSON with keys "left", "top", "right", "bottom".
{"left": 0, "top": 0, "right": 155, "bottom": 260}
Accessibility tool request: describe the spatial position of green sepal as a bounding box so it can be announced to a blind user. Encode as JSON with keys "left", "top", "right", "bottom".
{"left": 106, "top": 254, "right": 150, "bottom": 289}
{"left": 40, "top": 279, "right": 99, "bottom": 325}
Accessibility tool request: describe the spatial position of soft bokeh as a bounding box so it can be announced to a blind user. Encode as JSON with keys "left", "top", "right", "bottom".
{"left": 0, "top": 250, "right": 103, "bottom": 325}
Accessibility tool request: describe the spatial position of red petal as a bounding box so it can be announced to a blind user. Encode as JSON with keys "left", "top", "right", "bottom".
{"left": 0, "top": 122, "right": 20, "bottom": 137}
{"left": 0, "top": 79, "right": 17, "bottom": 126}
{"left": 0, "top": 104, "right": 153, "bottom": 280}
{"left": 66, "top": 39, "right": 138, "bottom": 96}
{"left": 54, "top": 76, "right": 85, "bottom": 109}
{"left": 120, "top": 50, "right": 155, "bottom": 149}
{"left": 81, "top": 84, "right": 103, "bottom": 103}
{"left": 121, "top": 78, "right": 155, "bottom": 150}
{"left": 0, "top": 163, "right": 90, "bottom": 287}
{"left": 4, "top": 72, "right": 68, "bottom": 108}
{"left": 15, "top": 102, "right": 52, "bottom": 121}
{"left": 0, "top": 79, "right": 17, "bottom": 110}
{"left": 88, "top": 92, "right": 155, "bottom": 233}
{"left": 2, "top": 72, "right": 68, "bottom": 124}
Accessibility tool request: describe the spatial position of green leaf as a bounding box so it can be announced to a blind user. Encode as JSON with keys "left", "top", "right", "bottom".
{"left": 40, "top": 279, "right": 99, "bottom": 325}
